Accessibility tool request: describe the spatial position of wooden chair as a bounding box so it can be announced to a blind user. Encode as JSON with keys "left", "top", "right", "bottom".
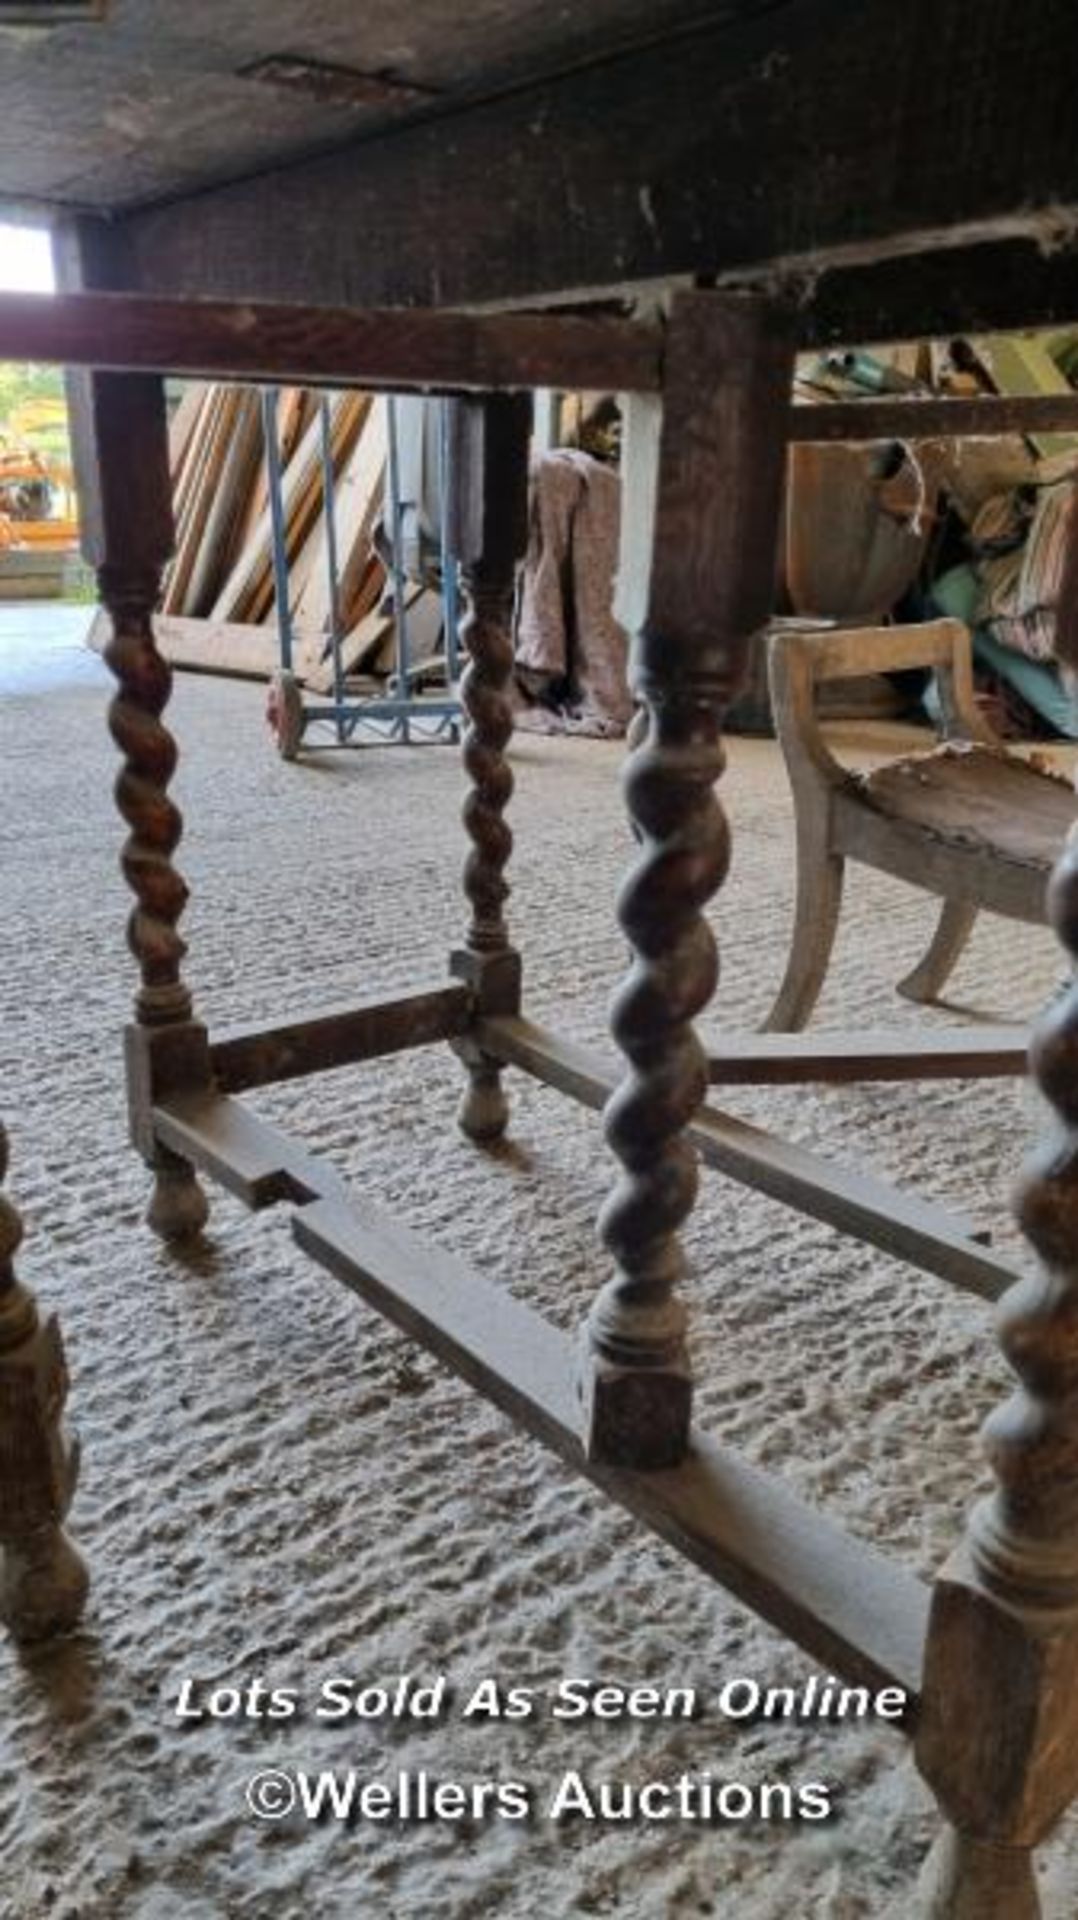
{"left": 765, "top": 617, "right": 1078, "bottom": 1029}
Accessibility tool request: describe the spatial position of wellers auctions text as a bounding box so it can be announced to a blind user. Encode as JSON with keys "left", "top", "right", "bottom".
{"left": 243, "top": 1766, "right": 836, "bottom": 1826}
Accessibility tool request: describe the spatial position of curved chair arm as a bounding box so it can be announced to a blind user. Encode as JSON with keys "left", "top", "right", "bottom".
{"left": 932, "top": 620, "right": 1002, "bottom": 748}
{"left": 767, "top": 626, "right": 851, "bottom": 800}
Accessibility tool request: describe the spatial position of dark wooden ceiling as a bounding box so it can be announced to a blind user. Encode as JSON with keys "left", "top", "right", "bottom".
{"left": 0, "top": 0, "right": 788, "bottom": 213}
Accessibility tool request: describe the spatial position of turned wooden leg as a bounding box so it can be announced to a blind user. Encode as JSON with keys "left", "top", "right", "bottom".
{"left": 915, "top": 1830, "right": 1039, "bottom": 1918}
{"left": 447, "top": 393, "right": 532, "bottom": 1142}
{"left": 71, "top": 372, "right": 213, "bottom": 1239}
{"left": 0, "top": 1125, "right": 88, "bottom": 1641}
{"left": 897, "top": 897, "right": 977, "bottom": 1005}
{"left": 914, "top": 837, "right": 1078, "bottom": 1913}
{"left": 581, "top": 293, "right": 796, "bottom": 1467}
{"left": 586, "top": 688, "right": 728, "bottom": 1464}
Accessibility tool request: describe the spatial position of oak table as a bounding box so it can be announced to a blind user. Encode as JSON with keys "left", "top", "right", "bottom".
{"left": 2, "top": 285, "right": 1078, "bottom": 1918}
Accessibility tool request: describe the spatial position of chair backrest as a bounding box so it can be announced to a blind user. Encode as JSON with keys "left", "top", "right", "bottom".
{"left": 774, "top": 616, "right": 966, "bottom": 683}
{"left": 767, "top": 616, "right": 996, "bottom": 756}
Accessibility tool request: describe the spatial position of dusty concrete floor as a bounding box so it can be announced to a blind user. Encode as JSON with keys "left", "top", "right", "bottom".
{"left": 1, "top": 607, "right": 1076, "bottom": 1918}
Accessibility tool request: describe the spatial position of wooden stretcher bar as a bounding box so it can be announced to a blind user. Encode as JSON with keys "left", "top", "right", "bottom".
{"left": 7, "top": 293, "right": 1078, "bottom": 441}
{"left": 208, "top": 983, "right": 472, "bottom": 1093}
{"left": 295, "top": 1186, "right": 931, "bottom": 1702}
{"left": 790, "top": 391, "right": 1078, "bottom": 441}
{"left": 476, "top": 1014, "right": 1013, "bottom": 1302}
{"left": 706, "top": 1027, "right": 1029, "bottom": 1084}
{"left": 145, "top": 1077, "right": 930, "bottom": 1698}
{"left": 0, "top": 291, "right": 665, "bottom": 396}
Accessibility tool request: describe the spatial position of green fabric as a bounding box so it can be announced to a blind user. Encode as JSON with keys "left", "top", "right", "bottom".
{"left": 971, "top": 628, "right": 1078, "bottom": 739}
{"left": 922, "top": 567, "right": 1078, "bottom": 738}
{"left": 931, "top": 563, "right": 980, "bottom": 625}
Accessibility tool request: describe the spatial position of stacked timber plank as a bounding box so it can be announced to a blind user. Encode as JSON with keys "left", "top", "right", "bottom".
{"left": 114, "top": 381, "right": 426, "bottom": 685}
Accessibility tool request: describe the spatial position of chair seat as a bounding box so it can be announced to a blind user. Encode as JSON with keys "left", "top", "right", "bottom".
{"left": 852, "top": 742, "right": 1078, "bottom": 871}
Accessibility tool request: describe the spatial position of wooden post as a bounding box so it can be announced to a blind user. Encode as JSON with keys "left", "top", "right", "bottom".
{"left": 915, "top": 834, "right": 1078, "bottom": 1914}
{"left": 71, "top": 369, "right": 213, "bottom": 1239}
{"left": 0, "top": 1124, "right": 88, "bottom": 1639}
{"left": 448, "top": 393, "right": 532, "bottom": 1141}
{"left": 581, "top": 293, "right": 795, "bottom": 1468}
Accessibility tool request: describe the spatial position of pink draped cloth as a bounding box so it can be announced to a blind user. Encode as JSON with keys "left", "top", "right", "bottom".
{"left": 513, "top": 449, "right": 631, "bottom": 736}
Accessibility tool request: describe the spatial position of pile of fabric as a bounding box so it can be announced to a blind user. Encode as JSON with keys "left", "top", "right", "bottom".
{"left": 929, "top": 450, "right": 1078, "bottom": 738}
{"left": 967, "top": 461, "right": 1077, "bottom": 663}
{"left": 513, "top": 447, "right": 631, "bottom": 737}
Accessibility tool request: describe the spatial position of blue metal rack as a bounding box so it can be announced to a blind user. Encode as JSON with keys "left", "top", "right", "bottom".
{"left": 264, "top": 389, "right": 462, "bottom": 758}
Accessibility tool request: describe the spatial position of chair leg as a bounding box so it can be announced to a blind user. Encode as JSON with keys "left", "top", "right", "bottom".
{"left": 897, "top": 898, "right": 977, "bottom": 1005}
{"left": 762, "top": 835, "right": 844, "bottom": 1031}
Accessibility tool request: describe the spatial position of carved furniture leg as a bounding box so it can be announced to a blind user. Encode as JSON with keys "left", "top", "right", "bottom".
{"left": 914, "top": 835, "right": 1078, "bottom": 1914}
{"left": 761, "top": 622, "right": 847, "bottom": 1033}
{"left": 70, "top": 371, "right": 213, "bottom": 1239}
{"left": 0, "top": 1124, "right": 88, "bottom": 1640}
{"left": 897, "top": 897, "right": 978, "bottom": 1005}
{"left": 448, "top": 393, "right": 532, "bottom": 1142}
{"left": 581, "top": 293, "right": 796, "bottom": 1467}
{"left": 763, "top": 829, "right": 845, "bottom": 1031}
